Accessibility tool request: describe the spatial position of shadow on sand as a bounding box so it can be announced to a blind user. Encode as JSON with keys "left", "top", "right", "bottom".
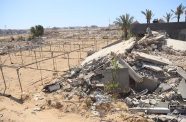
{"left": 0, "top": 93, "right": 23, "bottom": 104}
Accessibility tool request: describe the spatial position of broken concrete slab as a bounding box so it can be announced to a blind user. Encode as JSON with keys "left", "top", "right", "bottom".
{"left": 167, "top": 78, "right": 180, "bottom": 84}
{"left": 115, "top": 56, "right": 160, "bottom": 92}
{"left": 142, "top": 64, "right": 163, "bottom": 72}
{"left": 81, "top": 38, "right": 136, "bottom": 66}
{"left": 129, "top": 107, "right": 170, "bottom": 114}
{"left": 158, "top": 83, "right": 172, "bottom": 92}
{"left": 177, "top": 79, "right": 186, "bottom": 100}
{"left": 133, "top": 51, "right": 172, "bottom": 65}
{"left": 156, "top": 102, "right": 169, "bottom": 108}
{"left": 138, "top": 34, "right": 165, "bottom": 46}
{"left": 135, "top": 77, "right": 160, "bottom": 92}
{"left": 165, "top": 38, "right": 186, "bottom": 51}
{"left": 177, "top": 67, "right": 186, "bottom": 80}
{"left": 117, "top": 57, "right": 143, "bottom": 83}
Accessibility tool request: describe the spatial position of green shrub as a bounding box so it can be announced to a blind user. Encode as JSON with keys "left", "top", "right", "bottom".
{"left": 30, "top": 25, "right": 44, "bottom": 38}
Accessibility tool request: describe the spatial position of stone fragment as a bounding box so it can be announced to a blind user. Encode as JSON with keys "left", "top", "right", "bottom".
{"left": 149, "top": 99, "right": 157, "bottom": 105}
{"left": 124, "top": 97, "right": 133, "bottom": 107}
{"left": 140, "top": 99, "right": 150, "bottom": 104}
{"left": 63, "top": 83, "right": 72, "bottom": 92}
{"left": 43, "top": 83, "right": 61, "bottom": 93}
{"left": 158, "top": 83, "right": 172, "bottom": 92}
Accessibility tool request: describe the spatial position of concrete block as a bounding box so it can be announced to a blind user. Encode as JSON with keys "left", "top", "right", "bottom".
{"left": 135, "top": 77, "right": 160, "bottom": 92}
{"left": 100, "top": 68, "right": 129, "bottom": 92}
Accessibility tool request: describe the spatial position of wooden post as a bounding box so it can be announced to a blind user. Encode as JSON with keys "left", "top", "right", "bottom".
{"left": 0, "top": 56, "right": 2, "bottom": 64}
{"left": 34, "top": 51, "right": 39, "bottom": 69}
{"left": 38, "top": 62, "right": 43, "bottom": 85}
{"left": 59, "top": 41, "right": 62, "bottom": 51}
{"left": 50, "top": 42, "right": 52, "bottom": 51}
{"left": 16, "top": 68, "right": 23, "bottom": 97}
{"left": 67, "top": 52, "right": 70, "bottom": 70}
{"left": 70, "top": 42, "right": 71, "bottom": 52}
{"left": 39, "top": 46, "right": 42, "bottom": 57}
{"left": 0, "top": 66, "right": 7, "bottom": 94}
{"left": 94, "top": 38, "right": 96, "bottom": 51}
{"left": 51, "top": 52, "right": 56, "bottom": 71}
{"left": 41, "top": 46, "right": 44, "bottom": 59}
{"left": 8, "top": 52, "right": 13, "bottom": 64}
{"left": 81, "top": 40, "right": 83, "bottom": 52}
{"left": 79, "top": 44, "right": 81, "bottom": 60}
{"left": 19, "top": 48, "right": 24, "bottom": 65}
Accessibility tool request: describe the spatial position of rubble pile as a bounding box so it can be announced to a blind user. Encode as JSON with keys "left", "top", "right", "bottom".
{"left": 43, "top": 56, "right": 124, "bottom": 116}
{"left": 43, "top": 31, "right": 186, "bottom": 121}
{"left": 0, "top": 40, "right": 41, "bottom": 55}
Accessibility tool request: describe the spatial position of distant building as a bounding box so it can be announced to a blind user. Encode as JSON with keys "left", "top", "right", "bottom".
{"left": 159, "top": 19, "right": 165, "bottom": 23}
{"left": 133, "top": 21, "right": 140, "bottom": 24}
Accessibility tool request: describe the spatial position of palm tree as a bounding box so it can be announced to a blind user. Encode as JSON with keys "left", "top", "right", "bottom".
{"left": 141, "top": 9, "right": 153, "bottom": 24}
{"left": 171, "top": 3, "right": 186, "bottom": 22}
{"left": 163, "top": 12, "right": 173, "bottom": 23}
{"left": 114, "top": 13, "right": 134, "bottom": 39}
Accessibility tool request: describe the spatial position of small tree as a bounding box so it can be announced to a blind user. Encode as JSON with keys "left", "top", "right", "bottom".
{"left": 163, "top": 12, "right": 173, "bottom": 23}
{"left": 171, "top": 3, "right": 186, "bottom": 22}
{"left": 30, "top": 25, "right": 44, "bottom": 37}
{"left": 114, "top": 13, "right": 134, "bottom": 39}
{"left": 141, "top": 9, "right": 153, "bottom": 24}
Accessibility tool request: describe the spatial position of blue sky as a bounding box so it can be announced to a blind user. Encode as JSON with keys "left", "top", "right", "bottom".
{"left": 1, "top": 0, "right": 186, "bottom": 29}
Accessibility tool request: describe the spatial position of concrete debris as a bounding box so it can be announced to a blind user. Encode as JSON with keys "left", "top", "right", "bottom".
{"left": 133, "top": 51, "right": 172, "bottom": 65}
{"left": 149, "top": 99, "right": 157, "bottom": 105}
{"left": 177, "top": 79, "right": 186, "bottom": 100}
{"left": 43, "top": 31, "right": 186, "bottom": 118}
{"left": 81, "top": 37, "right": 136, "bottom": 66}
{"left": 33, "top": 107, "right": 42, "bottom": 111}
{"left": 148, "top": 115, "right": 180, "bottom": 122}
{"left": 43, "top": 83, "right": 61, "bottom": 93}
{"left": 125, "top": 97, "right": 133, "bottom": 107}
{"left": 91, "top": 110, "right": 100, "bottom": 117}
{"left": 69, "top": 67, "right": 81, "bottom": 78}
{"left": 169, "top": 102, "right": 186, "bottom": 114}
{"left": 117, "top": 57, "right": 143, "bottom": 83}
{"left": 142, "top": 64, "right": 163, "bottom": 72}
{"left": 136, "top": 79, "right": 159, "bottom": 92}
{"left": 129, "top": 107, "right": 170, "bottom": 114}
{"left": 138, "top": 34, "right": 165, "bottom": 45}
{"left": 166, "top": 38, "right": 186, "bottom": 51}
{"left": 157, "top": 83, "right": 172, "bottom": 93}
{"left": 177, "top": 67, "right": 186, "bottom": 80}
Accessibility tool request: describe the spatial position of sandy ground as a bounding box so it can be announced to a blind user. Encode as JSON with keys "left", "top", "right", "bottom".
{"left": 0, "top": 38, "right": 121, "bottom": 122}
{"left": 0, "top": 96, "right": 99, "bottom": 122}
{"left": 0, "top": 34, "right": 29, "bottom": 41}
